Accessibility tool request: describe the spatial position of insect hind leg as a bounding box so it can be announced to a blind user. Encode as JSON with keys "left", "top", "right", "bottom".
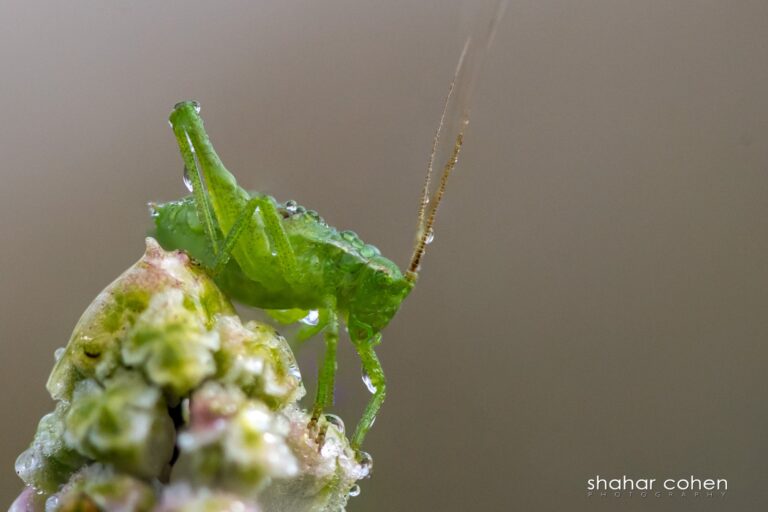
{"left": 212, "top": 197, "right": 259, "bottom": 273}
{"left": 212, "top": 195, "right": 299, "bottom": 281}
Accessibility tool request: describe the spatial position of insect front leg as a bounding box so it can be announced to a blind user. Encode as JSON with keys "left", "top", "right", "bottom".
{"left": 350, "top": 339, "right": 386, "bottom": 449}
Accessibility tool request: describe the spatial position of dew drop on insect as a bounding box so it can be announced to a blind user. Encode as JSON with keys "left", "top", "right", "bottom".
{"left": 362, "top": 369, "right": 377, "bottom": 394}
{"left": 325, "top": 414, "right": 345, "bottom": 434}
{"left": 147, "top": 202, "right": 159, "bottom": 218}
{"left": 301, "top": 310, "right": 319, "bottom": 326}
{"left": 186, "top": 209, "right": 202, "bottom": 232}
{"left": 349, "top": 485, "right": 361, "bottom": 498}
{"left": 360, "top": 245, "right": 379, "bottom": 258}
{"left": 173, "top": 100, "right": 201, "bottom": 114}
{"left": 54, "top": 347, "right": 65, "bottom": 362}
{"left": 182, "top": 166, "right": 193, "bottom": 192}
{"left": 356, "top": 450, "right": 373, "bottom": 478}
{"left": 341, "top": 230, "right": 358, "bottom": 243}
{"left": 425, "top": 227, "right": 434, "bottom": 245}
{"left": 285, "top": 200, "right": 298, "bottom": 214}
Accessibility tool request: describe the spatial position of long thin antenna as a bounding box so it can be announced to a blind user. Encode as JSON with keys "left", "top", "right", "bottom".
{"left": 413, "top": 45, "right": 465, "bottom": 244}
{"left": 407, "top": 0, "right": 506, "bottom": 281}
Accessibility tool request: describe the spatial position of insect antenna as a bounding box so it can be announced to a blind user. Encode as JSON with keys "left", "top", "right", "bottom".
{"left": 406, "top": 0, "right": 506, "bottom": 281}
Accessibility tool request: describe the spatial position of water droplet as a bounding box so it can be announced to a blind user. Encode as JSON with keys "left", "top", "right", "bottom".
{"left": 356, "top": 450, "right": 373, "bottom": 477}
{"left": 54, "top": 347, "right": 65, "bottom": 362}
{"left": 176, "top": 100, "right": 201, "bottom": 114}
{"left": 301, "top": 310, "right": 319, "bottom": 326}
{"left": 296, "top": 205, "right": 306, "bottom": 214}
{"left": 425, "top": 228, "right": 434, "bottom": 245}
{"left": 186, "top": 209, "right": 202, "bottom": 232}
{"left": 185, "top": 132, "right": 196, "bottom": 154}
{"left": 360, "top": 245, "right": 380, "bottom": 258}
{"left": 362, "top": 369, "right": 377, "bottom": 394}
{"left": 45, "top": 495, "right": 59, "bottom": 509}
{"left": 287, "top": 361, "right": 302, "bottom": 380}
{"left": 285, "top": 200, "right": 298, "bottom": 214}
{"left": 307, "top": 209, "right": 320, "bottom": 220}
{"left": 349, "top": 485, "right": 361, "bottom": 497}
{"left": 182, "top": 166, "right": 193, "bottom": 192}
{"left": 325, "top": 414, "right": 345, "bottom": 434}
{"left": 341, "top": 230, "right": 358, "bottom": 243}
{"left": 147, "top": 202, "right": 159, "bottom": 218}
{"left": 320, "top": 436, "right": 340, "bottom": 457}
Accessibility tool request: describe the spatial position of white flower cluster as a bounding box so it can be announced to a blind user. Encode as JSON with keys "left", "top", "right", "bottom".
{"left": 13, "top": 239, "right": 369, "bottom": 512}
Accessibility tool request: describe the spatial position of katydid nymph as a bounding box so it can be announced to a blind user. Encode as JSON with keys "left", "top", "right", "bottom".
{"left": 151, "top": 6, "right": 503, "bottom": 451}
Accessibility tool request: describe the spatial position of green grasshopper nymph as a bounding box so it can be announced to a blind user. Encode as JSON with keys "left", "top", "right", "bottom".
{"left": 151, "top": 5, "right": 504, "bottom": 451}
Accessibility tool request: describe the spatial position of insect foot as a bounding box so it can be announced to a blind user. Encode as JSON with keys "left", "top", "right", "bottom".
{"left": 12, "top": 239, "right": 371, "bottom": 512}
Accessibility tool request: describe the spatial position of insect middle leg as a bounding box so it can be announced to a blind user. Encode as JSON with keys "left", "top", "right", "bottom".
{"left": 308, "top": 310, "right": 339, "bottom": 444}
{"left": 350, "top": 340, "right": 386, "bottom": 449}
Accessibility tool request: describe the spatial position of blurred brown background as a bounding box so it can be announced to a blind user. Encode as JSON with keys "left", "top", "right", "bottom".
{"left": 2, "top": 1, "right": 767, "bottom": 510}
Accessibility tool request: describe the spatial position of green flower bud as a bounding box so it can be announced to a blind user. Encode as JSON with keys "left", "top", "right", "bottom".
{"left": 64, "top": 372, "right": 175, "bottom": 479}
{"left": 214, "top": 317, "right": 304, "bottom": 409}
{"left": 50, "top": 464, "right": 156, "bottom": 512}
{"left": 172, "top": 383, "right": 298, "bottom": 497}
{"left": 15, "top": 403, "right": 88, "bottom": 493}
{"left": 47, "top": 239, "right": 233, "bottom": 402}
{"left": 123, "top": 289, "right": 220, "bottom": 399}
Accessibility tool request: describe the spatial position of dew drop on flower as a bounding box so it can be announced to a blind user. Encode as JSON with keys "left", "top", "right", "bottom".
{"left": 349, "top": 485, "right": 361, "bottom": 497}
{"left": 325, "top": 414, "right": 345, "bottom": 434}
{"left": 356, "top": 450, "right": 373, "bottom": 478}
{"left": 320, "top": 436, "right": 340, "bottom": 458}
{"left": 357, "top": 450, "right": 372, "bottom": 467}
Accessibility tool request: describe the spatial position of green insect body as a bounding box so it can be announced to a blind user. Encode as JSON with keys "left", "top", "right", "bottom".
{"left": 153, "top": 103, "right": 415, "bottom": 448}
{"left": 150, "top": 5, "right": 502, "bottom": 449}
